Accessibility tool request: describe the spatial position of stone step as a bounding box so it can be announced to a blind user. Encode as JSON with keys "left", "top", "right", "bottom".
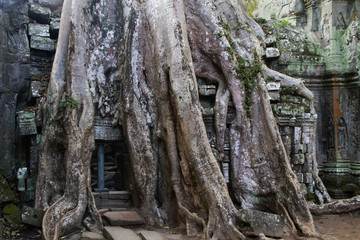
{"left": 138, "top": 230, "right": 165, "bottom": 240}
{"left": 108, "top": 191, "right": 131, "bottom": 200}
{"left": 103, "top": 200, "right": 131, "bottom": 208}
{"left": 93, "top": 191, "right": 131, "bottom": 200}
{"left": 103, "top": 211, "right": 145, "bottom": 226}
{"left": 104, "top": 226, "right": 140, "bottom": 240}
{"left": 81, "top": 231, "right": 105, "bottom": 240}
{"left": 94, "top": 191, "right": 132, "bottom": 209}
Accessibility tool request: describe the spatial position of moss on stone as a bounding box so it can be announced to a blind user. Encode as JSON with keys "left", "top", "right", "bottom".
{"left": 3, "top": 204, "right": 21, "bottom": 225}
{"left": 0, "top": 172, "right": 18, "bottom": 206}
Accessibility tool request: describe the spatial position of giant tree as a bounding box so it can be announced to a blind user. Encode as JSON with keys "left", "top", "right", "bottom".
{"left": 34, "top": 0, "right": 352, "bottom": 239}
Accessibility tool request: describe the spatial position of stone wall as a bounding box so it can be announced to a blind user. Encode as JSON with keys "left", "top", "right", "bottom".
{"left": 252, "top": 0, "right": 360, "bottom": 34}
{"left": 258, "top": 4, "right": 360, "bottom": 197}
{"left": 0, "top": 0, "right": 30, "bottom": 176}
{"left": 0, "top": 0, "right": 61, "bottom": 201}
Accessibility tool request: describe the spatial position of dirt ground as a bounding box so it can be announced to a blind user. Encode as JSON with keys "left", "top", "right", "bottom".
{"left": 313, "top": 210, "right": 360, "bottom": 240}
{"left": 3, "top": 210, "right": 360, "bottom": 239}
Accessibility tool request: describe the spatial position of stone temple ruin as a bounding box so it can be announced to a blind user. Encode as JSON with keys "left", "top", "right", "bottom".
{"left": 254, "top": 0, "right": 360, "bottom": 198}
{"left": 1, "top": 0, "right": 360, "bottom": 215}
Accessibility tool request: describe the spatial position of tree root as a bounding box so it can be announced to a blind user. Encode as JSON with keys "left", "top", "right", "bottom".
{"left": 264, "top": 67, "right": 314, "bottom": 103}
{"left": 309, "top": 196, "right": 360, "bottom": 215}
{"left": 264, "top": 66, "right": 333, "bottom": 205}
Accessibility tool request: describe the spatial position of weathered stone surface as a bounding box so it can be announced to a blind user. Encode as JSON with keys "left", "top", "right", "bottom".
{"left": 103, "top": 226, "right": 140, "bottom": 240}
{"left": 28, "top": 81, "right": 43, "bottom": 100}
{"left": 272, "top": 104, "right": 304, "bottom": 117}
{"left": 28, "top": 23, "right": 50, "bottom": 37}
{"left": 198, "top": 85, "right": 216, "bottom": 96}
{"left": 0, "top": 93, "right": 18, "bottom": 174}
{"left": 68, "top": 232, "right": 83, "bottom": 240}
{"left": 29, "top": 3, "right": 51, "bottom": 24}
{"left": 3, "top": 203, "right": 21, "bottom": 224}
{"left": 17, "top": 111, "right": 37, "bottom": 135}
{"left": 81, "top": 231, "right": 105, "bottom": 240}
{"left": 0, "top": 1, "right": 30, "bottom": 175}
{"left": 108, "top": 191, "right": 130, "bottom": 200}
{"left": 202, "top": 107, "right": 214, "bottom": 117}
{"left": 291, "top": 153, "right": 305, "bottom": 165}
{"left": 0, "top": 172, "right": 17, "bottom": 205}
{"left": 103, "top": 211, "right": 145, "bottom": 226}
{"left": 266, "top": 82, "right": 280, "bottom": 91}
{"left": 21, "top": 205, "right": 44, "bottom": 227}
{"left": 50, "top": 18, "right": 60, "bottom": 37}
{"left": 1, "top": 63, "right": 30, "bottom": 92}
{"left": 265, "top": 47, "right": 280, "bottom": 58}
{"left": 30, "top": 36, "right": 56, "bottom": 51}
{"left": 292, "top": 144, "right": 304, "bottom": 154}
{"left": 0, "top": 2, "right": 30, "bottom": 64}
{"left": 304, "top": 173, "right": 313, "bottom": 184}
{"left": 138, "top": 230, "right": 164, "bottom": 240}
{"left": 0, "top": 0, "right": 60, "bottom": 180}
{"left": 296, "top": 173, "right": 304, "bottom": 183}
{"left": 30, "top": 54, "right": 53, "bottom": 76}
{"left": 38, "top": 0, "right": 64, "bottom": 11}
{"left": 94, "top": 117, "right": 123, "bottom": 141}
{"left": 97, "top": 208, "right": 109, "bottom": 216}
{"left": 268, "top": 91, "right": 280, "bottom": 101}
{"left": 253, "top": 2, "right": 360, "bottom": 198}
{"left": 240, "top": 209, "right": 291, "bottom": 238}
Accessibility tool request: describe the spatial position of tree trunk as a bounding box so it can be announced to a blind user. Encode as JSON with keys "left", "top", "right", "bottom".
{"left": 36, "top": 0, "right": 326, "bottom": 239}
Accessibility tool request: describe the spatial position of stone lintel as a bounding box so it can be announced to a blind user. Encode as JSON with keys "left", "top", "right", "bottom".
{"left": 198, "top": 85, "right": 216, "bottom": 96}
{"left": 94, "top": 117, "right": 123, "bottom": 141}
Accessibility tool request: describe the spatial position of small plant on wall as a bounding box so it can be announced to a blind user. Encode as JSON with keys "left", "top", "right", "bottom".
{"left": 246, "top": 0, "right": 260, "bottom": 17}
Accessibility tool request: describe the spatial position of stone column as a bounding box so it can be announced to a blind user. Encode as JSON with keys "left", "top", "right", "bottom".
{"left": 97, "top": 142, "right": 105, "bottom": 190}
{"left": 295, "top": 0, "right": 306, "bottom": 26}
{"left": 304, "top": 0, "right": 321, "bottom": 31}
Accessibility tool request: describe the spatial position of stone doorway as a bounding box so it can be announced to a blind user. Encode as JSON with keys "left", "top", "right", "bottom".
{"left": 91, "top": 141, "right": 131, "bottom": 192}
{"left": 92, "top": 117, "right": 133, "bottom": 209}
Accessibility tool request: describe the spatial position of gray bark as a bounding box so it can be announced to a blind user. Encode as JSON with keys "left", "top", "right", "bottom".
{"left": 35, "top": 0, "right": 329, "bottom": 239}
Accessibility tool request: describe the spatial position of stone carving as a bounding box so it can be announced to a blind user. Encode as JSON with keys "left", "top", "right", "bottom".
{"left": 345, "top": 21, "right": 360, "bottom": 69}
{"left": 336, "top": 12, "right": 346, "bottom": 30}
{"left": 321, "top": 14, "right": 330, "bottom": 39}
{"left": 338, "top": 117, "right": 347, "bottom": 149}
{"left": 327, "top": 116, "right": 334, "bottom": 149}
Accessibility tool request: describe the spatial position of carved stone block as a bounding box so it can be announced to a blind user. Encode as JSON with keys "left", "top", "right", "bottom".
{"left": 291, "top": 153, "right": 305, "bottom": 165}
{"left": 28, "top": 23, "right": 49, "bottom": 37}
{"left": 266, "top": 82, "right": 281, "bottom": 91}
{"left": 293, "top": 127, "right": 302, "bottom": 144}
{"left": 296, "top": 173, "right": 304, "bottom": 183}
{"left": 17, "top": 111, "right": 37, "bottom": 135}
{"left": 304, "top": 173, "right": 313, "bottom": 184}
{"left": 50, "top": 18, "right": 60, "bottom": 36}
{"left": 265, "top": 47, "right": 280, "bottom": 58}
{"left": 30, "top": 36, "right": 56, "bottom": 51}
{"left": 198, "top": 85, "right": 216, "bottom": 96}
{"left": 28, "top": 81, "right": 42, "bottom": 100}
{"left": 292, "top": 144, "right": 304, "bottom": 154}
{"left": 268, "top": 91, "right": 280, "bottom": 101}
{"left": 29, "top": 3, "right": 51, "bottom": 24}
{"left": 94, "top": 117, "right": 123, "bottom": 141}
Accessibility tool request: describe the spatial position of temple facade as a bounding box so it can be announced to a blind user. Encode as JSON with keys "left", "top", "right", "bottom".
{"left": 254, "top": 0, "right": 360, "bottom": 197}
